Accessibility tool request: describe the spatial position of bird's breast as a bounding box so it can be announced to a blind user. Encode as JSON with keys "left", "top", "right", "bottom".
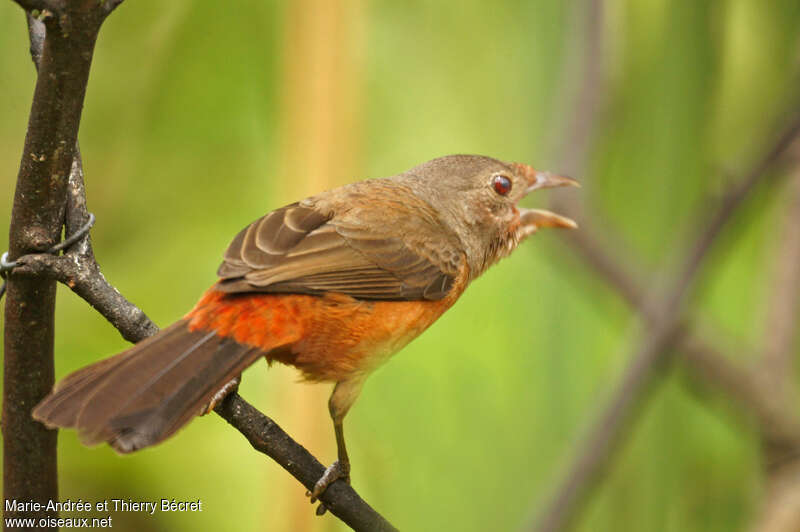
{"left": 186, "top": 269, "right": 468, "bottom": 383}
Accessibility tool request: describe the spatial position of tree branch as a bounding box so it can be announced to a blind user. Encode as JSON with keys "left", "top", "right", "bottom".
{"left": 563, "top": 226, "right": 649, "bottom": 312}
{"left": 14, "top": 252, "right": 159, "bottom": 344}
{"left": 3, "top": 1, "right": 110, "bottom": 522}
{"left": 674, "top": 115, "right": 800, "bottom": 297}
{"left": 215, "top": 394, "right": 398, "bottom": 531}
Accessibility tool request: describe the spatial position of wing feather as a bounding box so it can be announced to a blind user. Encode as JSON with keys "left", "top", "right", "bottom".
{"left": 216, "top": 184, "right": 462, "bottom": 300}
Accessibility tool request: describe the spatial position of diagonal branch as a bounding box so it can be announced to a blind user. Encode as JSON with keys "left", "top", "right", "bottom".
{"left": 14, "top": 251, "right": 159, "bottom": 344}
{"left": 562, "top": 226, "right": 649, "bottom": 312}
{"left": 215, "top": 394, "right": 398, "bottom": 531}
{"left": 673, "top": 114, "right": 800, "bottom": 298}
{"left": 537, "top": 112, "right": 800, "bottom": 532}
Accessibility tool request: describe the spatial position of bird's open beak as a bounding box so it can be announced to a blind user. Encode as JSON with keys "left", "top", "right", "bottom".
{"left": 525, "top": 171, "right": 581, "bottom": 194}
{"left": 519, "top": 208, "right": 578, "bottom": 229}
{"left": 511, "top": 163, "right": 580, "bottom": 230}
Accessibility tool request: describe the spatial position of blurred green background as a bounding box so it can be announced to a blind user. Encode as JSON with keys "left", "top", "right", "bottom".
{"left": 2, "top": 1, "right": 799, "bottom": 530}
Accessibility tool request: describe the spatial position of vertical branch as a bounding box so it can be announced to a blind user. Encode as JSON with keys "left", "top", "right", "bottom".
{"left": 3, "top": 2, "right": 119, "bottom": 524}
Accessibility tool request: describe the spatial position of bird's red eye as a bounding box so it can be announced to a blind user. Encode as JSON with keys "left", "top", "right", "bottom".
{"left": 492, "top": 175, "right": 512, "bottom": 196}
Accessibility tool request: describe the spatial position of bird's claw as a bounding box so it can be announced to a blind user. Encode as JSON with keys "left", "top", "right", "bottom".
{"left": 306, "top": 460, "right": 350, "bottom": 515}
{"left": 199, "top": 376, "right": 240, "bottom": 415}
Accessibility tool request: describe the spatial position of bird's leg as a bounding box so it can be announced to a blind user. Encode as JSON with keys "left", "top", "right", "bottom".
{"left": 199, "top": 376, "right": 240, "bottom": 415}
{"left": 307, "top": 378, "right": 364, "bottom": 515}
{"left": 309, "top": 419, "right": 350, "bottom": 515}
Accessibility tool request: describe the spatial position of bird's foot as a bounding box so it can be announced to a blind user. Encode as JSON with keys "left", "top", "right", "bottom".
{"left": 200, "top": 376, "right": 240, "bottom": 415}
{"left": 306, "top": 460, "right": 350, "bottom": 515}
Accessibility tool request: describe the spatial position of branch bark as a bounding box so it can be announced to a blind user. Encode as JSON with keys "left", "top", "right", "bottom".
{"left": 3, "top": 3, "right": 113, "bottom": 524}
{"left": 215, "top": 395, "right": 398, "bottom": 531}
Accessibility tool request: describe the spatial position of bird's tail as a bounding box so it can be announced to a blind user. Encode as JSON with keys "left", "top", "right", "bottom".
{"left": 32, "top": 318, "right": 265, "bottom": 453}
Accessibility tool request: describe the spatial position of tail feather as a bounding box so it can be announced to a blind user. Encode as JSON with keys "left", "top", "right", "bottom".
{"left": 76, "top": 325, "right": 219, "bottom": 445}
{"left": 31, "top": 340, "right": 147, "bottom": 429}
{"left": 32, "top": 319, "right": 266, "bottom": 453}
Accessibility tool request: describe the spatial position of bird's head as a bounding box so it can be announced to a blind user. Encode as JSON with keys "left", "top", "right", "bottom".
{"left": 400, "top": 154, "right": 579, "bottom": 277}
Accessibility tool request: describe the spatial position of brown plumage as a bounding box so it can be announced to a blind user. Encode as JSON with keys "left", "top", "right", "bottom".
{"left": 32, "top": 154, "right": 578, "bottom": 507}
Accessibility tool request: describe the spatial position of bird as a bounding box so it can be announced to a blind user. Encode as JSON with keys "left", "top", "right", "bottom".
{"left": 32, "top": 154, "right": 578, "bottom": 510}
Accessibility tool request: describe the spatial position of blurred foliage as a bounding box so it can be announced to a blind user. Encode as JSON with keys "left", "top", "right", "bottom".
{"left": 1, "top": 0, "right": 799, "bottom": 531}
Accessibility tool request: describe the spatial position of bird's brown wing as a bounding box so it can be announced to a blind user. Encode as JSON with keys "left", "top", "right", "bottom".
{"left": 216, "top": 197, "right": 461, "bottom": 301}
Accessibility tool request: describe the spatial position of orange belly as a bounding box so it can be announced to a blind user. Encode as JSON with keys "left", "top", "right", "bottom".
{"left": 185, "top": 289, "right": 456, "bottom": 382}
